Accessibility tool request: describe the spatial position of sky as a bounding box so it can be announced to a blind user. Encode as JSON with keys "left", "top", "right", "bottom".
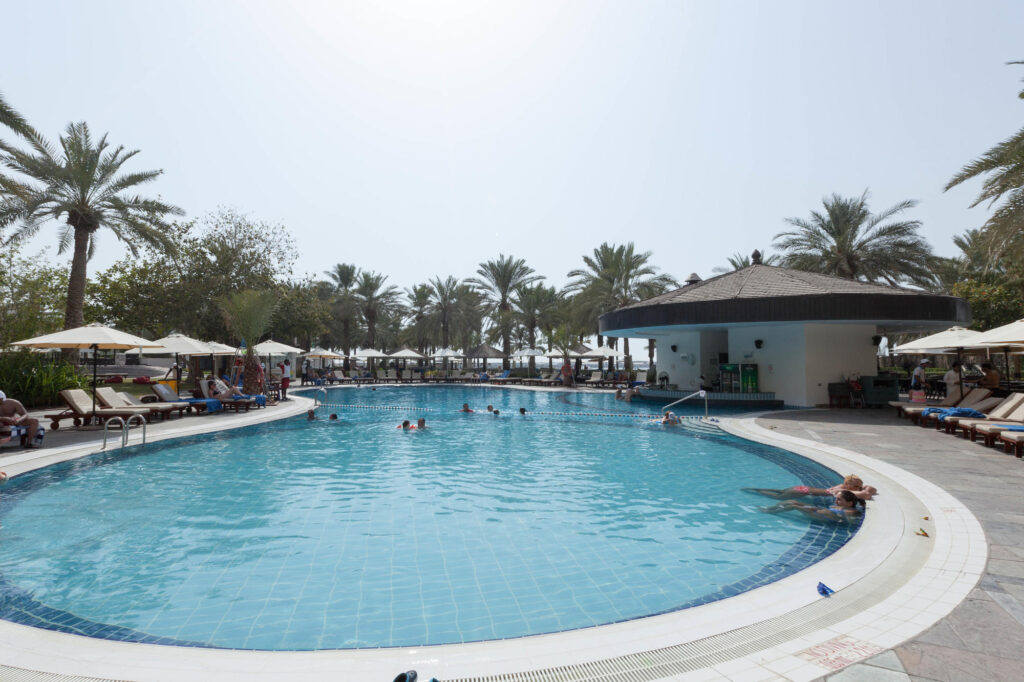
{"left": 3, "top": 0, "right": 1023, "bottom": 294}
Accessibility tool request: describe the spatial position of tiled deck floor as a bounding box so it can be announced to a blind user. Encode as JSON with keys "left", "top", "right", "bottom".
{"left": 757, "top": 409, "right": 1024, "bottom": 682}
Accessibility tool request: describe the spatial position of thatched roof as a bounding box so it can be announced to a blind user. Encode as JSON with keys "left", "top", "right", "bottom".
{"left": 464, "top": 343, "right": 506, "bottom": 359}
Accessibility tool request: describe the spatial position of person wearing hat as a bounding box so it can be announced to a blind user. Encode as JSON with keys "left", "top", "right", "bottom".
{"left": 912, "top": 359, "right": 930, "bottom": 393}
{"left": 0, "top": 390, "right": 41, "bottom": 448}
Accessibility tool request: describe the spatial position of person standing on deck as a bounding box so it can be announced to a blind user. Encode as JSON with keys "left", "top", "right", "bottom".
{"left": 279, "top": 359, "right": 292, "bottom": 401}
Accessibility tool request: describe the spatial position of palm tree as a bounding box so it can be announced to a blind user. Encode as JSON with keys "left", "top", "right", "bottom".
{"left": 1, "top": 121, "right": 182, "bottom": 329}
{"left": 469, "top": 255, "right": 542, "bottom": 369}
{"left": 711, "top": 250, "right": 780, "bottom": 274}
{"left": 427, "top": 275, "right": 462, "bottom": 350}
{"left": 353, "top": 270, "right": 402, "bottom": 362}
{"left": 322, "top": 263, "right": 361, "bottom": 361}
{"left": 945, "top": 61, "right": 1024, "bottom": 268}
{"left": 512, "top": 283, "right": 560, "bottom": 376}
{"left": 219, "top": 289, "right": 278, "bottom": 395}
{"left": 566, "top": 243, "right": 678, "bottom": 373}
{"left": 773, "top": 190, "right": 932, "bottom": 285}
{"left": 403, "top": 283, "right": 433, "bottom": 354}
{"left": 0, "top": 91, "right": 34, "bottom": 142}
{"left": 451, "top": 284, "right": 484, "bottom": 359}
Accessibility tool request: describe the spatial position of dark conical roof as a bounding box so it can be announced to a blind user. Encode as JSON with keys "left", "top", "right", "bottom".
{"left": 600, "top": 263, "right": 969, "bottom": 333}
{"left": 464, "top": 343, "right": 506, "bottom": 359}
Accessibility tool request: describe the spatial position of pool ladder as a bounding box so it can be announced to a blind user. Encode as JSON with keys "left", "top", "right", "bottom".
{"left": 102, "top": 414, "right": 147, "bottom": 450}
{"left": 314, "top": 387, "right": 327, "bottom": 407}
{"left": 662, "top": 390, "right": 709, "bottom": 419}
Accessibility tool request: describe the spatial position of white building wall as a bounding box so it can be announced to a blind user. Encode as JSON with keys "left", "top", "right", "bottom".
{"left": 802, "top": 323, "right": 878, "bottom": 407}
{"left": 659, "top": 330, "right": 703, "bottom": 390}
{"left": 728, "top": 325, "right": 808, "bottom": 405}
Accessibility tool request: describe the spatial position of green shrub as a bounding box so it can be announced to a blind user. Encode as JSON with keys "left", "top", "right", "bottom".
{"left": 0, "top": 350, "right": 88, "bottom": 408}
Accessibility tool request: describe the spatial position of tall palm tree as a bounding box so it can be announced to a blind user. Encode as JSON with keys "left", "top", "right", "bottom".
{"left": 353, "top": 270, "right": 402, "bottom": 359}
{"left": 565, "top": 243, "right": 621, "bottom": 354}
{"left": 451, "top": 283, "right": 484, "bottom": 359}
{"left": 773, "top": 190, "right": 932, "bottom": 285}
{"left": 322, "top": 263, "right": 361, "bottom": 361}
{"left": 566, "top": 242, "right": 678, "bottom": 373}
{"left": 469, "top": 254, "right": 542, "bottom": 369}
{"left": 512, "top": 283, "right": 561, "bottom": 376}
{"left": 945, "top": 61, "right": 1024, "bottom": 269}
{"left": 219, "top": 289, "right": 278, "bottom": 395}
{"left": 403, "top": 283, "right": 433, "bottom": 354}
{"left": 1, "top": 121, "right": 182, "bottom": 329}
{"left": 427, "top": 275, "right": 462, "bottom": 350}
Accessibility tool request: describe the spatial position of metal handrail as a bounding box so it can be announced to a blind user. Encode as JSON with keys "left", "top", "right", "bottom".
{"left": 102, "top": 417, "right": 126, "bottom": 450}
{"left": 662, "top": 390, "right": 708, "bottom": 419}
{"left": 124, "top": 414, "right": 147, "bottom": 447}
{"left": 314, "top": 387, "right": 327, "bottom": 407}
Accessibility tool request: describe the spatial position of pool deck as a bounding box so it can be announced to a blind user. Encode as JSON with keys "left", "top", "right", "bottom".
{"left": 0, "top": 390, "right": 1016, "bottom": 681}
{"left": 755, "top": 409, "right": 1024, "bottom": 682}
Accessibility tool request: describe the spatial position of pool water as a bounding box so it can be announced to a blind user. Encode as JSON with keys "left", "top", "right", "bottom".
{"left": 0, "top": 386, "right": 855, "bottom": 650}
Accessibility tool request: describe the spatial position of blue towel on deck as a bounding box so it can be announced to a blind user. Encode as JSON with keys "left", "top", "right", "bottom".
{"left": 920, "top": 407, "right": 986, "bottom": 422}
{"left": 1003, "top": 425, "right": 1024, "bottom": 432}
{"left": 232, "top": 393, "right": 266, "bottom": 407}
{"left": 180, "top": 397, "right": 223, "bottom": 413}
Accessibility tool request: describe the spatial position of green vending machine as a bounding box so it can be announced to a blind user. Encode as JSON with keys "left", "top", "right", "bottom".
{"left": 740, "top": 363, "right": 759, "bottom": 393}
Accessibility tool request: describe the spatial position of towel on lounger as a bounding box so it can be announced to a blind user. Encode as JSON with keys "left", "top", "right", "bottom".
{"left": 1002, "top": 425, "right": 1024, "bottom": 432}
{"left": 920, "top": 407, "right": 986, "bottom": 422}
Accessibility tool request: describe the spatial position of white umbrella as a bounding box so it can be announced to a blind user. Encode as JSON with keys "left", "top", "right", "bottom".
{"left": 585, "top": 345, "right": 625, "bottom": 359}
{"left": 389, "top": 348, "right": 425, "bottom": 358}
{"left": 971, "top": 319, "right": 1024, "bottom": 347}
{"left": 510, "top": 348, "right": 545, "bottom": 358}
{"left": 304, "top": 346, "right": 344, "bottom": 359}
{"left": 12, "top": 323, "right": 164, "bottom": 421}
{"left": 253, "top": 340, "right": 305, "bottom": 355}
{"left": 892, "top": 327, "right": 987, "bottom": 354}
{"left": 354, "top": 348, "right": 389, "bottom": 358}
{"left": 206, "top": 342, "right": 238, "bottom": 355}
{"left": 431, "top": 348, "right": 462, "bottom": 358}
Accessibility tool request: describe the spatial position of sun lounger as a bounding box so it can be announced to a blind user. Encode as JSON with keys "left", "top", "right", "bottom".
{"left": 151, "top": 383, "right": 222, "bottom": 414}
{"left": 95, "top": 387, "right": 183, "bottom": 421}
{"left": 971, "top": 412, "right": 1024, "bottom": 447}
{"left": 997, "top": 429, "right": 1024, "bottom": 458}
{"left": 331, "top": 370, "right": 352, "bottom": 383}
{"left": 46, "top": 389, "right": 152, "bottom": 430}
{"left": 902, "top": 388, "right": 990, "bottom": 424}
{"left": 944, "top": 393, "right": 1024, "bottom": 434}
{"left": 199, "top": 379, "right": 255, "bottom": 413}
{"left": 919, "top": 395, "right": 1007, "bottom": 429}
{"left": 889, "top": 388, "right": 963, "bottom": 416}
{"left": 584, "top": 371, "right": 604, "bottom": 385}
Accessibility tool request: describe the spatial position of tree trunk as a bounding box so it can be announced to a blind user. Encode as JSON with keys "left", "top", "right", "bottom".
{"left": 624, "top": 338, "right": 632, "bottom": 376}
{"left": 648, "top": 339, "right": 656, "bottom": 378}
{"left": 596, "top": 330, "right": 604, "bottom": 373}
{"left": 64, "top": 227, "right": 90, "bottom": 329}
{"left": 243, "top": 349, "right": 261, "bottom": 396}
{"left": 528, "top": 327, "right": 536, "bottom": 376}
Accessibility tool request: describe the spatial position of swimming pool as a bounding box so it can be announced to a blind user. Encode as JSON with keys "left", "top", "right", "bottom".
{"left": 0, "top": 386, "right": 857, "bottom": 650}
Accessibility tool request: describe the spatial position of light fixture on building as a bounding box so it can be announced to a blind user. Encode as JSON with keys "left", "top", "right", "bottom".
{"left": 754, "top": 339, "right": 764, "bottom": 349}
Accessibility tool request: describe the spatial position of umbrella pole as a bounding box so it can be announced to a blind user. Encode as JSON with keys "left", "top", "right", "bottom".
{"left": 91, "top": 343, "right": 99, "bottom": 425}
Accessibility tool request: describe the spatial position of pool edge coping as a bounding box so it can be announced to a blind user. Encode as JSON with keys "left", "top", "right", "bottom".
{"left": 0, "top": 399, "right": 984, "bottom": 681}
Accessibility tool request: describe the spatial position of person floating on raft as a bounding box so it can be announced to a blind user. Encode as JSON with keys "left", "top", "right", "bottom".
{"left": 760, "top": 490, "right": 864, "bottom": 523}
{"left": 743, "top": 474, "right": 876, "bottom": 501}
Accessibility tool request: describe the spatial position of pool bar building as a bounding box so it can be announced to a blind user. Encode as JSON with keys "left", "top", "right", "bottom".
{"left": 600, "top": 252, "right": 970, "bottom": 408}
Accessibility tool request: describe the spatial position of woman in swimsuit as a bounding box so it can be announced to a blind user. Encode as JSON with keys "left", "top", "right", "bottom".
{"left": 743, "top": 475, "right": 876, "bottom": 501}
{"left": 759, "top": 490, "right": 865, "bottom": 523}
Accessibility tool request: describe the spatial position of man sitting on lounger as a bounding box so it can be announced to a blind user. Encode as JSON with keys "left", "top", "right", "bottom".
{"left": 0, "top": 390, "right": 41, "bottom": 448}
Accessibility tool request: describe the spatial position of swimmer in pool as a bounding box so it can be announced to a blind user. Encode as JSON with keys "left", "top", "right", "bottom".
{"left": 417, "top": 418, "right": 426, "bottom": 429}
{"left": 486, "top": 405, "right": 494, "bottom": 412}
{"left": 661, "top": 411, "right": 680, "bottom": 425}
{"left": 519, "top": 407, "right": 526, "bottom": 415}
{"left": 743, "top": 475, "right": 876, "bottom": 501}
{"left": 329, "top": 413, "right": 338, "bottom": 420}
{"left": 759, "top": 490, "right": 864, "bottom": 523}
{"left": 307, "top": 409, "right": 317, "bottom": 420}
{"left": 398, "top": 420, "right": 413, "bottom": 430}
{"left": 493, "top": 409, "right": 500, "bottom": 416}
{"left": 460, "top": 403, "right": 473, "bottom": 413}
